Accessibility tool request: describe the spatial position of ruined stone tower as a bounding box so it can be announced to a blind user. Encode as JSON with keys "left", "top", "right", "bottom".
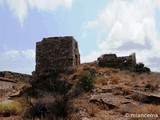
{"left": 35, "top": 36, "right": 80, "bottom": 76}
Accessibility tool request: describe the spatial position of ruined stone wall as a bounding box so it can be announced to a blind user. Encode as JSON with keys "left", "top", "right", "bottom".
{"left": 97, "top": 53, "right": 136, "bottom": 70}
{"left": 35, "top": 36, "right": 80, "bottom": 76}
{"left": 0, "top": 71, "right": 32, "bottom": 83}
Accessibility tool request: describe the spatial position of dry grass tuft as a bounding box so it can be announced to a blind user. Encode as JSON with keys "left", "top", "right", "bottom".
{"left": 129, "top": 104, "right": 160, "bottom": 120}
{"left": 0, "top": 101, "right": 23, "bottom": 117}
{"left": 121, "top": 87, "right": 132, "bottom": 96}
{"left": 131, "top": 93, "right": 147, "bottom": 103}
{"left": 108, "top": 77, "right": 120, "bottom": 84}
{"left": 87, "top": 103, "right": 99, "bottom": 117}
{"left": 144, "top": 77, "right": 159, "bottom": 92}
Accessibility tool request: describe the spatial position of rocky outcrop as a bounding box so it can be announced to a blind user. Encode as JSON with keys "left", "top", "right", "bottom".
{"left": 131, "top": 90, "right": 160, "bottom": 104}
{"left": 0, "top": 71, "right": 32, "bottom": 98}
{"left": 0, "top": 71, "right": 32, "bottom": 83}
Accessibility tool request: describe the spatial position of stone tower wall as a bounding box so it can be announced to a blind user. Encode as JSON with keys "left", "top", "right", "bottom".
{"left": 35, "top": 36, "right": 80, "bottom": 75}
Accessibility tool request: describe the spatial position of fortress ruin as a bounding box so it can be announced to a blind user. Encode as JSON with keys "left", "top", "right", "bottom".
{"left": 97, "top": 53, "right": 136, "bottom": 70}
{"left": 35, "top": 36, "right": 80, "bottom": 76}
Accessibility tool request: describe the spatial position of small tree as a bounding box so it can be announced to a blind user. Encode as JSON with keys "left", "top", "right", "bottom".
{"left": 23, "top": 72, "right": 74, "bottom": 119}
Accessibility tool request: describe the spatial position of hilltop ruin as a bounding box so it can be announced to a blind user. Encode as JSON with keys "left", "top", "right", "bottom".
{"left": 35, "top": 36, "right": 80, "bottom": 76}
{"left": 97, "top": 53, "right": 136, "bottom": 70}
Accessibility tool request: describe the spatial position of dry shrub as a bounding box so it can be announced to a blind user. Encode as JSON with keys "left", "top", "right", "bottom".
{"left": 71, "top": 98, "right": 100, "bottom": 119}
{"left": 145, "top": 78, "right": 159, "bottom": 92}
{"left": 110, "top": 68, "right": 119, "bottom": 74}
{"left": 124, "top": 80, "right": 132, "bottom": 86}
{"left": 71, "top": 74, "right": 79, "bottom": 80}
{"left": 24, "top": 93, "right": 72, "bottom": 119}
{"left": 87, "top": 103, "right": 99, "bottom": 117}
{"left": 95, "top": 77, "right": 108, "bottom": 87}
{"left": 97, "top": 68, "right": 112, "bottom": 76}
{"left": 122, "top": 87, "right": 132, "bottom": 96}
{"left": 101, "top": 79, "right": 108, "bottom": 86}
{"left": 0, "top": 89, "right": 8, "bottom": 98}
{"left": 83, "top": 65, "right": 97, "bottom": 77}
{"left": 0, "top": 101, "right": 22, "bottom": 117}
{"left": 144, "top": 83, "right": 158, "bottom": 92}
{"left": 108, "top": 77, "right": 120, "bottom": 84}
{"left": 104, "top": 71, "right": 112, "bottom": 76}
{"left": 131, "top": 93, "right": 147, "bottom": 103}
{"left": 68, "top": 112, "right": 81, "bottom": 120}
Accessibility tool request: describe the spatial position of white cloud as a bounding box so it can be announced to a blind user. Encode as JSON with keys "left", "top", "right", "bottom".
{"left": 1, "top": 0, "right": 73, "bottom": 25}
{"left": 81, "top": 50, "right": 102, "bottom": 63}
{"left": 0, "top": 0, "right": 4, "bottom": 6}
{"left": 6, "top": 0, "right": 28, "bottom": 26}
{"left": 28, "top": 0, "right": 72, "bottom": 11}
{"left": 4, "top": 50, "right": 20, "bottom": 59}
{"left": 0, "top": 49, "right": 35, "bottom": 74}
{"left": 82, "top": 0, "right": 160, "bottom": 71}
{"left": 21, "top": 49, "right": 35, "bottom": 61}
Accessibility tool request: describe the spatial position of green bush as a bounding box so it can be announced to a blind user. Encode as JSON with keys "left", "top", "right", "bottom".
{"left": 133, "top": 62, "right": 151, "bottom": 74}
{"left": 78, "top": 71, "right": 95, "bottom": 92}
{"left": 23, "top": 72, "right": 73, "bottom": 119}
{"left": 23, "top": 101, "right": 47, "bottom": 119}
{"left": 83, "top": 66, "right": 97, "bottom": 77}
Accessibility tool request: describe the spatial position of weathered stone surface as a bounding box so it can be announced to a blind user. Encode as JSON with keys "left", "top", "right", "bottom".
{"left": 0, "top": 71, "right": 32, "bottom": 99}
{"left": 35, "top": 36, "right": 80, "bottom": 76}
{"left": 89, "top": 94, "right": 118, "bottom": 109}
{"left": 8, "top": 90, "right": 21, "bottom": 98}
{"left": 0, "top": 77, "right": 16, "bottom": 83}
{"left": 131, "top": 90, "right": 160, "bottom": 104}
{"left": 97, "top": 53, "right": 136, "bottom": 70}
{"left": 0, "top": 80, "right": 16, "bottom": 91}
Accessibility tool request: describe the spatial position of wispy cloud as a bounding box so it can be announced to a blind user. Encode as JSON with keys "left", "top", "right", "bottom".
{"left": 0, "top": 49, "right": 35, "bottom": 74}
{"left": 82, "top": 0, "right": 160, "bottom": 71}
{"left": 0, "top": 0, "right": 73, "bottom": 25}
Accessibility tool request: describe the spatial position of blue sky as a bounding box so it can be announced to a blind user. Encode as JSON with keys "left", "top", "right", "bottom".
{"left": 0, "top": 0, "right": 160, "bottom": 74}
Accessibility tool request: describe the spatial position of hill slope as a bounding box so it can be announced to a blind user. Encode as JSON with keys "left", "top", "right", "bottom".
{"left": 1, "top": 62, "right": 160, "bottom": 120}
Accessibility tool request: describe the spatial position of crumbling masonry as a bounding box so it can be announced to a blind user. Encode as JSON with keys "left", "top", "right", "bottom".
{"left": 97, "top": 53, "right": 136, "bottom": 70}
{"left": 35, "top": 36, "right": 80, "bottom": 76}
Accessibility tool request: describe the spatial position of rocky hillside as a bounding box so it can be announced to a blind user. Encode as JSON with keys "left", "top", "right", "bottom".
{"left": 59, "top": 62, "right": 160, "bottom": 120}
{"left": 0, "top": 62, "right": 160, "bottom": 120}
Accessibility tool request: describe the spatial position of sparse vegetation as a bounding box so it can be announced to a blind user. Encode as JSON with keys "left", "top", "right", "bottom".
{"left": 131, "top": 92, "right": 147, "bottom": 103}
{"left": 77, "top": 71, "right": 95, "bottom": 92}
{"left": 1, "top": 62, "right": 160, "bottom": 120}
{"left": 23, "top": 72, "right": 78, "bottom": 119}
{"left": 121, "top": 87, "right": 132, "bottom": 96}
{"left": 0, "top": 101, "right": 22, "bottom": 117}
{"left": 129, "top": 104, "right": 160, "bottom": 120}
{"left": 83, "top": 65, "right": 97, "bottom": 76}
{"left": 133, "top": 62, "right": 151, "bottom": 74}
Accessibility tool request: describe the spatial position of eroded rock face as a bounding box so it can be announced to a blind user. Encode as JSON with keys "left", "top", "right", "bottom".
{"left": 97, "top": 53, "right": 136, "bottom": 70}
{"left": 0, "top": 71, "right": 32, "bottom": 98}
{"left": 0, "top": 71, "right": 32, "bottom": 83}
{"left": 35, "top": 36, "right": 80, "bottom": 76}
